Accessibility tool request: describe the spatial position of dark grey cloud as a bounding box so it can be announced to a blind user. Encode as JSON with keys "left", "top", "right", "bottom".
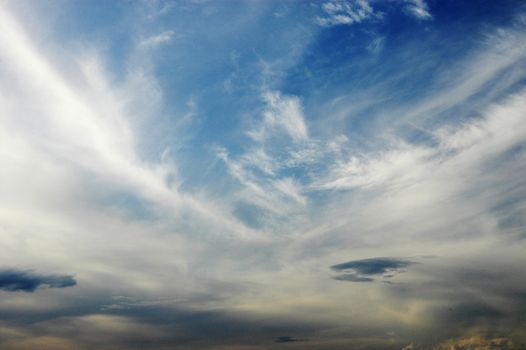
{"left": 15, "top": 302, "right": 324, "bottom": 350}
{"left": 0, "top": 269, "right": 76, "bottom": 292}
{"left": 331, "top": 257, "right": 414, "bottom": 275}
{"left": 275, "top": 336, "right": 300, "bottom": 343}
{"left": 331, "top": 257, "right": 415, "bottom": 282}
{"left": 0, "top": 281, "right": 523, "bottom": 350}
{"left": 380, "top": 258, "right": 526, "bottom": 348}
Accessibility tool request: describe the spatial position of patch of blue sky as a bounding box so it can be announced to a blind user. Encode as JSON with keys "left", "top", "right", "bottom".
{"left": 41, "top": 0, "right": 135, "bottom": 79}
{"left": 17, "top": 0, "right": 526, "bottom": 199}
{"left": 232, "top": 201, "right": 269, "bottom": 230}
{"left": 283, "top": 2, "right": 523, "bottom": 131}
{"left": 148, "top": 4, "right": 317, "bottom": 148}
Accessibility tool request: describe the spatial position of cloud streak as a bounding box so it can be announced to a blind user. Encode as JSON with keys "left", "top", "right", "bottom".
{"left": 0, "top": 269, "right": 76, "bottom": 292}
{"left": 139, "top": 30, "right": 175, "bottom": 48}
{"left": 404, "top": 0, "right": 432, "bottom": 20}
{"left": 331, "top": 257, "right": 414, "bottom": 282}
{"left": 317, "top": 0, "right": 374, "bottom": 27}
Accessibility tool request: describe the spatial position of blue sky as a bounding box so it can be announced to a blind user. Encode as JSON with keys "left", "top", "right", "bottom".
{"left": 0, "top": 0, "right": 526, "bottom": 349}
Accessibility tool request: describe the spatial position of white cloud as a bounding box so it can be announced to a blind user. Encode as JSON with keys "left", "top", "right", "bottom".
{"left": 249, "top": 90, "right": 309, "bottom": 143}
{"left": 1, "top": 2, "right": 526, "bottom": 347}
{"left": 317, "top": 0, "right": 374, "bottom": 27}
{"left": 294, "top": 88, "right": 526, "bottom": 270}
{"left": 215, "top": 91, "right": 313, "bottom": 221}
{"left": 0, "top": 3, "right": 262, "bottom": 294}
{"left": 316, "top": 88, "right": 526, "bottom": 191}
{"left": 404, "top": 0, "right": 432, "bottom": 20}
{"left": 313, "top": 145, "right": 432, "bottom": 191}
{"left": 317, "top": 0, "right": 432, "bottom": 27}
{"left": 217, "top": 147, "right": 305, "bottom": 217}
{"left": 139, "top": 30, "right": 175, "bottom": 48}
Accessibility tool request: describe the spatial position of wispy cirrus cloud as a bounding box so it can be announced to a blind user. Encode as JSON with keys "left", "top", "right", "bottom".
{"left": 217, "top": 90, "right": 312, "bottom": 222}
{"left": 316, "top": 0, "right": 432, "bottom": 27}
{"left": 1, "top": 1, "right": 526, "bottom": 349}
{"left": 316, "top": 0, "right": 374, "bottom": 27}
{"left": 404, "top": 0, "right": 432, "bottom": 20}
{"left": 248, "top": 90, "right": 309, "bottom": 143}
{"left": 139, "top": 30, "right": 176, "bottom": 48}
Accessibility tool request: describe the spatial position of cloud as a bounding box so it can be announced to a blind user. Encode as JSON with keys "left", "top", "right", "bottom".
{"left": 316, "top": 0, "right": 431, "bottom": 27}
{"left": 315, "top": 78, "right": 526, "bottom": 194}
{"left": 0, "top": 301, "right": 322, "bottom": 350}
{"left": 331, "top": 258, "right": 414, "bottom": 282}
{"left": 216, "top": 90, "right": 311, "bottom": 222}
{"left": 404, "top": 0, "right": 432, "bottom": 20}
{"left": 431, "top": 335, "right": 514, "bottom": 350}
{"left": 0, "top": 1, "right": 526, "bottom": 349}
{"left": 0, "top": 269, "right": 76, "bottom": 292}
{"left": 317, "top": 0, "right": 374, "bottom": 27}
{"left": 275, "top": 336, "right": 300, "bottom": 343}
{"left": 139, "top": 30, "right": 175, "bottom": 48}
{"left": 332, "top": 274, "right": 374, "bottom": 282}
{"left": 0, "top": 1, "right": 259, "bottom": 248}
{"left": 367, "top": 35, "right": 385, "bottom": 55}
{"left": 256, "top": 90, "right": 309, "bottom": 143}
{"left": 139, "top": 0, "right": 177, "bottom": 21}
{"left": 331, "top": 257, "right": 414, "bottom": 275}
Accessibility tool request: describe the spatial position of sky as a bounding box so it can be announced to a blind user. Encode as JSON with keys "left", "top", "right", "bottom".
{"left": 0, "top": 0, "right": 526, "bottom": 349}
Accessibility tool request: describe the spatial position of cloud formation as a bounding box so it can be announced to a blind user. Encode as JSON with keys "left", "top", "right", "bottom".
{"left": 404, "top": 0, "right": 432, "bottom": 20}
{"left": 432, "top": 335, "right": 514, "bottom": 350}
{"left": 331, "top": 258, "right": 414, "bottom": 282}
{"left": 0, "top": 269, "right": 76, "bottom": 292}
{"left": 317, "top": 0, "right": 432, "bottom": 26}
{"left": 0, "top": 1, "right": 525, "bottom": 349}
{"left": 139, "top": 30, "right": 176, "bottom": 48}
{"left": 275, "top": 336, "right": 300, "bottom": 343}
{"left": 317, "top": 0, "right": 374, "bottom": 27}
